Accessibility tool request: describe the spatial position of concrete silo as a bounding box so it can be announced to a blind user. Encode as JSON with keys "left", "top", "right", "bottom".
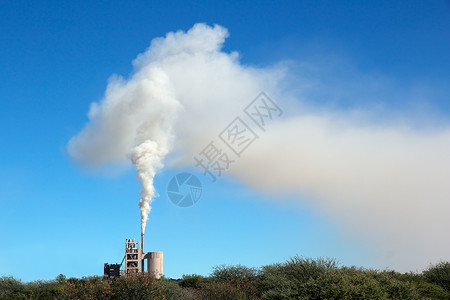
{"left": 146, "top": 251, "right": 163, "bottom": 278}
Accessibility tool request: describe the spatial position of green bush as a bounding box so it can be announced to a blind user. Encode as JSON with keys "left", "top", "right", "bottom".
{"left": 60, "top": 274, "right": 169, "bottom": 299}
{"left": 0, "top": 276, "right": 28, "bottom": 300}
{"left": 181, "top": 273, "right": 260, "bottom": 299}
{"left": 212, "top": 264, "right": 259, "bottom": 281}
{"left": 300, "top": 268, "right": 386, "bottom": 300}
{"left": 110, "top": 274, "right": 166, "bottom": 299}
{"left": 259, "top": 256, "right": 338, "bottom": 298}
{"left": 61, "top": 277, "right": 112, "bottom": 299}
{"left": 173, "top": 287, "right": 199, "bottom": 300}
{"left": 415, "top": 281, "right": 449, "bottom": 299}
{"left": 193, "top": 280, "right": 249, "bottom": 300}
{"left": 55, "top": 274, "right": 67, "bottom": 284}
{"left": 180, "top": 274, "right": 208, "bottom": 289}
{"left": 423, "top": 261, "right": 450, "bottom": 292}
{"left": 27, "top": 280, "right": 62, "bottom": 299}
{"left": 152, "top": 277, "right": 187, "bottom": 300}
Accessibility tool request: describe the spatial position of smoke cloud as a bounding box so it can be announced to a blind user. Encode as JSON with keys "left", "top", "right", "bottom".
{"left": 68, "top": 23, "right": 450, "bottom": 271}
{"left": 130, "top": 140, "right": 167, "bottom": 232}
{"left": 68, "top": 64, "right": 179, "bottom": 232}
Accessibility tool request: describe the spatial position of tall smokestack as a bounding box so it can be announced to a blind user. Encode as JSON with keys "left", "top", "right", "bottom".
{"left": 141, "top": 230, "right": 145, "bottom": 273}
{"left": 141, "top": 231, "right": 144, "bottom": 254}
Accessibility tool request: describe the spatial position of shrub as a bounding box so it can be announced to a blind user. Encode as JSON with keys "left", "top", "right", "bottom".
{"left": 300, "top": 268, "right": 386, "bottom": 300}
{"left": 423, "top": 261, "right": 450, "bottom": 292}
{"left": 415, "top": 281, "right": 449, "bottom": 299}
{"left": 180, "top": 274, "right": 208, "bottom": 289}
{"left": 61, "top": 277, "right": 112, "bottom": 299}
{"left": 193, "top": 280, "right": 248, "bottom": 300}
{"left": 173, "top": 287, "right": 199, "bottom": 300}
{"left": 27, "top": 280, "right": 62, "bottom": 299}
{"left": 109, "top": 274, "right": 165, "bottom": 300}
{"left": 259, "top": 256, "right": 338, "bottom": 298}
{"left": 55, "top": 274, "right": 67, "bottom": 284}
{"left": 359, "top": 269, "right": 420, "bottom": 299}
{"left": 0, "top": 276, "right": 28, "bottom": 300}
{"left": 212, "top": 264, "right": 259, "bottom": 281}
{"left": 152, "top": 277, "right": 186, "bottom": 300}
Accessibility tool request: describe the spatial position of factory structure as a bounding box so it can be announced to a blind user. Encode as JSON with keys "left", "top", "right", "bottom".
{"left": 104, "top": 233, "right": 163, "bottom": 279}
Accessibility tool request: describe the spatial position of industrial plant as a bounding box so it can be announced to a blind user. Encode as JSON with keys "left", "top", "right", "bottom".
{"left": 104, "top": 232, "right": 163, "bottom": 279}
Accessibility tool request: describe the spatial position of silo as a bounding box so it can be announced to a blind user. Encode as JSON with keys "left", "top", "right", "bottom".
{"left": 147, "top": 251, "right": 163, "bottom": 278}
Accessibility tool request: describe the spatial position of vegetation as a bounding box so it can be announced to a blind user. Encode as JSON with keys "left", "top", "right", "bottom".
{"left": 1, "top": 256, "right": 449, "bottom": 299}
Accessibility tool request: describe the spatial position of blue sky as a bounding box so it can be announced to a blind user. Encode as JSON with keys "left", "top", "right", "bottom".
{"left": 1, "top": 1, "right": 449, "bottom": 281}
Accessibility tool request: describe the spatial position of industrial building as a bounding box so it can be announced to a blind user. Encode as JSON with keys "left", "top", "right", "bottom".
{"left": 104, "top": 237, "right": 163, "bottom": 279}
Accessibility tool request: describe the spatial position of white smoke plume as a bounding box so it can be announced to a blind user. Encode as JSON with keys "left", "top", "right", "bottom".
{"left": 130, "top": 140, "right": 167, "bottom": 232}
{"left": 68, "top": 65, "right": 179, "bottom": 232}
{"left": 68, "top": 23, "right": 450, "bottom": 271}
